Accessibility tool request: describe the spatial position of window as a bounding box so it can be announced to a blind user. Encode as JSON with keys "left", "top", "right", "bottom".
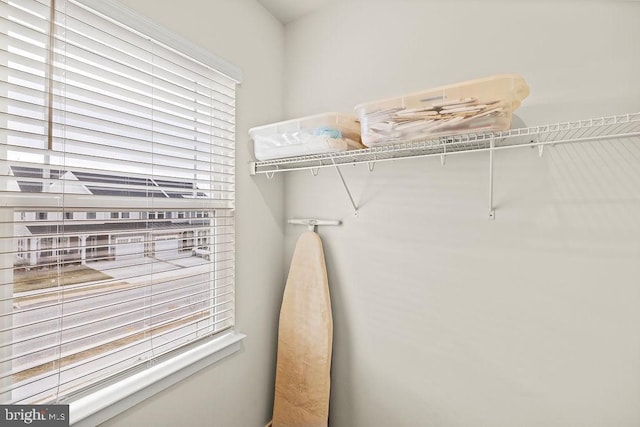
{"left": 1, "top": 0, "right": 239, "bottom": 407}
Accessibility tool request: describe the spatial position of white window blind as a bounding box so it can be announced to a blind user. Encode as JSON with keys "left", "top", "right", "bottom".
{"left": 1, "top": 0, "right": 239, "bottom": 404}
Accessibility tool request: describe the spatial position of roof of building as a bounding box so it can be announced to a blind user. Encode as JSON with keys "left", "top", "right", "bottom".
{"left": 10, "top": 166, "right": 204, "bottom": 198}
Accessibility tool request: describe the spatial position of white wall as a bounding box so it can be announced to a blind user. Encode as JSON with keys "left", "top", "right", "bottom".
{"left": 283, "top": 1, "right": 640, "bottom": 426}
{"left": 101, "top": 1, "right": 285, "bottom": 426}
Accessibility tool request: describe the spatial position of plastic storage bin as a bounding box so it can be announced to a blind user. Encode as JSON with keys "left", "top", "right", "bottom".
{"left": 354, "top": 74, "right": 530, "bottom": 146}
{"left": 250, "top": 112, "right": 363, "bottom": 161}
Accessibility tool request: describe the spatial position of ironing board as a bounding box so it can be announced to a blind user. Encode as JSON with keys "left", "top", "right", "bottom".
{"left": 271, "top": 231, "right": 333, "bottom": 427}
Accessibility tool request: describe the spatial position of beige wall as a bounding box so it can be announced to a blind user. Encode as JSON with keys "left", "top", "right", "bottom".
{"left": 93, "top": 1, "right": 640, "bottom": 426}
{"left": 283, "top": 1, "right": 640, "bottom": 426}
{"left": 101, "top": 1, "right": 285, "bottom": 426}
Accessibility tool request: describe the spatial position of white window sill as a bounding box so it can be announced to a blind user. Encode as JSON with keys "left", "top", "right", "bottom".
{"left": 69, "top": 331, "right": 246, "bottom": 426}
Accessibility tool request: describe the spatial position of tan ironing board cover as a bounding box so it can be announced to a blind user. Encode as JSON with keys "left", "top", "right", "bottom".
{"left": 272, "top": 231, "right": 333, "bottom": 427}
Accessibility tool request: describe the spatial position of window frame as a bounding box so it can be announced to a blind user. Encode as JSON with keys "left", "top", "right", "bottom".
{"left": 70, "top": 332, "right": 245, "bottom": 426}
{"left": 1, "top": 0, "right": 244, "bottom": 422}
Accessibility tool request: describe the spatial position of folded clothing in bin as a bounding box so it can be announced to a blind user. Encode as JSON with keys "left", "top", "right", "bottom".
{"left": 250, "top": 112, "right": 364, "bottom": 161}
{"left": 354, "top": 74, "right": 530, "bottom": 146}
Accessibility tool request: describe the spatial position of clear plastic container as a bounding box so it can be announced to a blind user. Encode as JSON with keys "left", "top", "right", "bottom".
{"left": 249, "top": 112, "right": 363, "bottom": 161}
{"left": 354, "top": 74, "right": 530, "bottom": 146}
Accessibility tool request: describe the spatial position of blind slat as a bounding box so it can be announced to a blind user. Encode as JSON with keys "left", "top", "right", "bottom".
{"left": 1, "top": 270, "right": 236, "bottom": 307}
{"left": 0, "top": 143, "right": 235, "bottom": 181}
{"left": 0, "top": 6, "right": 49, "bottom": 37}
{"left": 64, "top": 0, "right": 238, "bottom": 90}
{"left": 0, "top": 192, "right": 234, "bottom": 210}
{"left": 0, "top": 58, "right": 235, "bottom": 124}
{"left": 2, "top": 279, "right": 235, "bottom": 327}
{"left": 1, "top": 112, "right": 236, "bottom": 156}
{"left": 3, "top": 316, "right": 235, "bottom": 402}
{"left": 1, "top": 87, "right": 236, "bottom": 140}
{"left": 3, "top": 290, "right": 234, "bottom": 353}
{"left": 56, "top": 20, "right": 236, "bottom": 105}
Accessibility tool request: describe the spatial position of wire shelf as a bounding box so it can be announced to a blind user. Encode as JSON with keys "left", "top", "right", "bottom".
{"left": 249, "top": 112, "right": 640, "bottom": 175}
